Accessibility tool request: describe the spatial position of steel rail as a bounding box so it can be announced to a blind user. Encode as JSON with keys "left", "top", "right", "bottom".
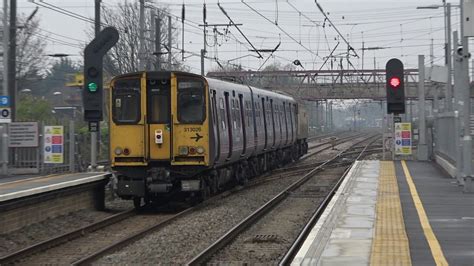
{"left": 72, "top": 207, "right": 194, "bottom": 265}
{"left": 186, "top": 134, "right": 378, "bottom": 265}
{"left": 303, "top": 132, "right": 367, "bottom": 159}
{"left": 0, "top": 209, "right": 136, "bottom": 265}
{"left": 278, "top": 135, "right": 380, "bottom": 265}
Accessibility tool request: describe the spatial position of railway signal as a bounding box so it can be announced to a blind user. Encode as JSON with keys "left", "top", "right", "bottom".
{"left": 385, "top": 58, "right": 405, "bottom": 114}
{"left": 83, "top": 27, "right": 119, "bottom": 121}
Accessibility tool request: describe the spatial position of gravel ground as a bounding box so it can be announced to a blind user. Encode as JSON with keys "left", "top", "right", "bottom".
{"left": 94, "top": 137, "right": 361, "bottom": 265}
{"left": 0, "top": 189, "right": 132, "bottom": 257}
{"left": 206, "top": 138, "right": 379, "bottom": 264}
{"left": 209, "top": 167, "right": 345, "bottom": 264}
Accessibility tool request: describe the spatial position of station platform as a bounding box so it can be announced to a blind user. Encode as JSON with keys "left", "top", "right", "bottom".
{"left": 0, "top": 172, "right": 111, "bottom": 202}
{"left": 292, "top": 160, "right": 474, "bottom": 266}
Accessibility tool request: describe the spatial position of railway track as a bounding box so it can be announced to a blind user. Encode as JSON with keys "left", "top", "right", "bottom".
{"left": 0, "top": 207, "right": 192, "bottom": 265}
{"left": 187, "top": 134, "right": 379, "bottom": 265}
{"left": 0, "top": 131, "right": 370, "bottom": 265}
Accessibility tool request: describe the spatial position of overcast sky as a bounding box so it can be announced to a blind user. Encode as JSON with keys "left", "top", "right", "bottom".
{"left": 14, "top": 0, "right": 461, "bottom": 74}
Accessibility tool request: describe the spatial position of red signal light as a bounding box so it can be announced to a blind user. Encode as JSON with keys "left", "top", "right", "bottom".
{"left": 389, "top": 77, "right": 401, "bottom": 88}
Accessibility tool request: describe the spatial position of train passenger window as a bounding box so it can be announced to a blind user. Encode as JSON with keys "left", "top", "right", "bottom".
{"left": 177, "top": 79, "right": 205, "bottom": 124}
{"left": 148, "top": 79, "right": 170, "bottom": 124}
{"left": 112, "top": 78, "right": 141, "bottom": 124}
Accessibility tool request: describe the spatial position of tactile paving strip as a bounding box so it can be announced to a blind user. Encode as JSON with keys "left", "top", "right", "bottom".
{"left": 370, "top": 161, "right": 411, "bottom": 265}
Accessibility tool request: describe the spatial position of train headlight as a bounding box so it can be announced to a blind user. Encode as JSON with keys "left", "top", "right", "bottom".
{"left": 196, "top": 146, "right": 205, "bottom": 154}
{"left": 178, "top": 146, "right": 188, "bottom": 155}
{"left": 114, "top": 147, "right": 123, "bottom": 155}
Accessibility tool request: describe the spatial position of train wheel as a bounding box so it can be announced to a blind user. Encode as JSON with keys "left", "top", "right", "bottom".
{"left": 210, "top": 171, "right": 219, "bottom": 194}
{"left": 199, "top": 178, "right": 211, "bottom": 201}
{"left": 133, "top": 197, "right": 142, "bottom": 209}
{"left": 236, "top": 164, "right": 248, "bottom": 185}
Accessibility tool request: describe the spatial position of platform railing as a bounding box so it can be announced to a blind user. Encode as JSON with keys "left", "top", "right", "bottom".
{"left": 434, "top": 113, "right": 457, "bottom": 163}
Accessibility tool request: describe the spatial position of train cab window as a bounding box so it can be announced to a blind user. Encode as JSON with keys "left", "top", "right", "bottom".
{"left": 112, "top": 78, "right": 141, "bottom": 124}
{"left": 148, "top": 79, "right": 170, "bottom": 124}
{"left": 177, "top": 79, "right": 205, "bottom": 124}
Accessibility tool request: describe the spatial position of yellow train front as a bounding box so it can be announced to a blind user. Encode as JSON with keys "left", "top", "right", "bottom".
{"left": 110, "top": 71, "right": 308, "bottom": 207}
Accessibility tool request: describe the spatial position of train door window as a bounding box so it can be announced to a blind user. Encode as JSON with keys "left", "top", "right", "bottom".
{"left": 112, "top": 78, "right": 141, "bottom": 124}
{"left": 283, "top": 103, "right": 288, "bottom": 140}
{"left": 147, "top": 79, "right": 170, "bottom": 124}
{"left": 219, "top": 98, "right": 226, "bottom": 130}
{"left": 246, "top": 101, "right": 251, "bottom": 126}
{"left": 231, "top": 100, "right": 237, "bottom": 129}
{"left": 270, "top": 99, "right": 275, "bottom": 134}
{"left": 177, "top": 78, "right": 205, "bottom": 124}
{"left": 288, "top": 103, "right": 295, "bottom": 140}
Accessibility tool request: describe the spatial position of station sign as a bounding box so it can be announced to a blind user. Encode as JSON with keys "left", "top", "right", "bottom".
{"left": 0, "top": 96, "right": 11, "bottom": 123}
{"left": 44, "top": 126, "right": 64, "bottom": 164}
{"left": 394, "top": 122, "right": 412, "bottom": 155}
{"left": 9, "top": 122, "right": 39, "bottom": 147}
{"left": 0, "top": 96, "right": 9, "bottom": 106}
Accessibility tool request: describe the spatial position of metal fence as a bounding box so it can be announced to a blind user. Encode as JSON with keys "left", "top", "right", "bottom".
{"left": 5, "top": 120, "right": 82, "bottom": 175}
{"left": 434, "top": 113, "right": 457, "bottom": 163}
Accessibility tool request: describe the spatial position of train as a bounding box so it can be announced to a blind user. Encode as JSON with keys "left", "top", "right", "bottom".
{"left": 109, "top": 71, "right": 308, "bottom": 208}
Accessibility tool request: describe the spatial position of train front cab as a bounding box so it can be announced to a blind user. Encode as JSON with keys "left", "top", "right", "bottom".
{"left": 110, "top": 71, "right": 210, "bottom": 205}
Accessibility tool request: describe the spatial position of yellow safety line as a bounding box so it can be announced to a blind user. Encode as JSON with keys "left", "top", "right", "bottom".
{"left": 370, "top": 161, "right": 411, "bottom": 266}
{"left": 401, "top": 160, "right": 449, "bottom": 266}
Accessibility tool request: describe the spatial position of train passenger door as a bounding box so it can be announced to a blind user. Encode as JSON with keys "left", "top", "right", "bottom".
{"left": 270, "top": 99, "right": 276, "bottom": 147}
{"left": 238, "top": 94, "right": 247, "bottom": 155}
{"left": 261, "top": 97, "right": 268, "bottom": 149}
{"left": 210, "top": 90, "right": 220, "bottom": 162}
{"left": 224, "top": 92, "right": 233, "bottom": 159}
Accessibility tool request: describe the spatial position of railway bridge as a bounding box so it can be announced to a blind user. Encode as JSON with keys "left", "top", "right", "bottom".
{"left": 207, "top": 69, "right": 474, "bottom": 101}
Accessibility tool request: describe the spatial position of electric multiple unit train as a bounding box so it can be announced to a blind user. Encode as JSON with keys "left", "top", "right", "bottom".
{"left": 109, "top": 71, "right": 308, "bottom": 207}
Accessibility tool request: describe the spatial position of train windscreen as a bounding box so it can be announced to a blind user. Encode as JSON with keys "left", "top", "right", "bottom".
{"left": 112, "top": 79, "right": 141, "bottom": 124}
{"left": 148, "top": 79, "right": 170, "bottom": 124}
{"left": 177, "top": 79, "right": 205, "bottom": 124}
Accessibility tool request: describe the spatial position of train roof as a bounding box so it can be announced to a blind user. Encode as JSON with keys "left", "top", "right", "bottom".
{"left": 205, "top": 77, "right": 296, "bottom": 102}
{"left": 112, "top": 71, "right": 204, "bottom": 80}
{"left": 111, "top": 71, "right": 296, "bottom": 102}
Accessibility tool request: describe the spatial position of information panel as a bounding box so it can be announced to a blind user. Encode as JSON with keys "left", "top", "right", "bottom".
{"left": 9, "top": 122, "right": 39, "bottom": 147}
{"left": 44, "top": 126, "right": 64, "bottom": 164}
{"left": 395, "top": 122, "right": 412, "bottom": 155}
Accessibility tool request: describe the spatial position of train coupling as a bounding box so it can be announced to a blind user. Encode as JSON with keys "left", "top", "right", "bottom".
{"left": 147, "top": 168, "right": 172, "bottom": 193}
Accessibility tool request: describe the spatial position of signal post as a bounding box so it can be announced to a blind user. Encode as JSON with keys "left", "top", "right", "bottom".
{"left": 83, "top": 27, "right": 119, "bottom": 170}
{"left": 383, "top": 58, "right": 414, "bottom": 161}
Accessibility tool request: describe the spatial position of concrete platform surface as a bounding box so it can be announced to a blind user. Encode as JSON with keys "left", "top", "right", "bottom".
{"left": 0, "top": 172, "right": 111, "bottom": 202}
{"left": 291, "top": 160, "right": 474, "bottom": 266}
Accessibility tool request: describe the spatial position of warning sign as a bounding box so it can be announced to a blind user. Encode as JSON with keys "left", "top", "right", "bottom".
{"left": 395, "top": 122, "right": 412, "bottom": 155}
{"left": 44, "top": 126, "right": 64, "bottom": 164}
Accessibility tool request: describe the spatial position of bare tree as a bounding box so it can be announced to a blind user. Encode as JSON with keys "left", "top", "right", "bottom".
{"left": 101, "top": 1, "right": 187, "bottom": 76}
{"left": 0, "top": 12, "right": 47, "bottom": 92}
{"left": 16, "top": 17, "right": 47, "bottom": 91}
